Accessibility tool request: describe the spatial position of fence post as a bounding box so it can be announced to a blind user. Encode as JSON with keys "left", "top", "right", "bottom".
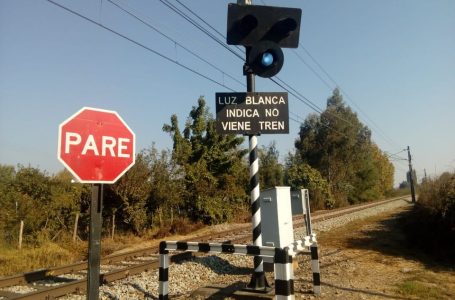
{"left": 111, "top": 213, "right": 115, "bottom": 240}
{"left": 18, "top": 220, "right": 24, "bottom": 250}
{"left": 72, "top": 212, "right": 79, "bottom": 243}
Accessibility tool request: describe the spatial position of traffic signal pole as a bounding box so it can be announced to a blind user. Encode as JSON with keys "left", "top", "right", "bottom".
{"left": 245, "top": 61, "right": 270, "bottom": 291}
{"left": 228, "top": 0, "right": 301, "bottom": 292}
{"left": 239, "top": 0, "right": 270, "bottom": 291}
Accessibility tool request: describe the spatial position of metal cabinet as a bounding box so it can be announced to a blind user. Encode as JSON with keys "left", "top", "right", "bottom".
{"left": 260, "top": 186, "right": 294, "bottom": 257}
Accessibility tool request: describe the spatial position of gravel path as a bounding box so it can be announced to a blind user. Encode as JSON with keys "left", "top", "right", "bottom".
{"left": 55, "top": 198, "right": 411, "bottom": 299}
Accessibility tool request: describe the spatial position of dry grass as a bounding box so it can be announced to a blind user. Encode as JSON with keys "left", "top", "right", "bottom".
{"left": 0, "top": 241, "right": 79, "bottom": 276}
{"left": 0, "top": 221, "right": 230, "bottom": 277}
{"left": 313, "top": 207, "right": 455, "bottom": 299}
{"left": 396, "top": 270, "right": 455, "bottom": 300}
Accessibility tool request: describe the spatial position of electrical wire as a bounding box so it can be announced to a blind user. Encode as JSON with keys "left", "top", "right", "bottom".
{"left": 298, "top": 44, "right": 402, "bottom": 150}
{"left": 259, "top": 0, "right": 402, "bottom": 151}
{"left": 45, "top": 0, "right": 237, "bottom": 92}
{"left": 107, "top": 0, "right": 245, "bottom": 88}
{"left": 292, "top": 49, "right": 333, "bottom": 91}
{"left": 158, "top": 0, "right": 245, "bottom": 61}
{"left": 174, "top": 0, "right": 245, "bottom": 54}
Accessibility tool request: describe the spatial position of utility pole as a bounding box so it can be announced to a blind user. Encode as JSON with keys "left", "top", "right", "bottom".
{"left": 407, "top": 146, "right": 416, "bottom": 203}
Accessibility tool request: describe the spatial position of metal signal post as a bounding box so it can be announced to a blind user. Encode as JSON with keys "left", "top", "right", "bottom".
{"left": 228, "top": 0, "right": 301, "bottom": 292}
{"left": 245, "top": 62, "right": 270, "bottom": 291}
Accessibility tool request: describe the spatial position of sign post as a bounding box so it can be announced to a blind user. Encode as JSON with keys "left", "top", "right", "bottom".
{"left": 88, "top": 183, "right": 103, "bottom": 300}
{"left": 58, "top": 107, "right": 135, "bottom": 299}
{"left": 216, "top": 91, "right": 288, "bottom": 291}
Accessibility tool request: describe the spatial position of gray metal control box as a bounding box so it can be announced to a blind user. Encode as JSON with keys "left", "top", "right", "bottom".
{"left": 260, "top": 186, "right": 294, "bottom": 262}
{"left": 291, "top": 188, "right": 309, "bottom": 215}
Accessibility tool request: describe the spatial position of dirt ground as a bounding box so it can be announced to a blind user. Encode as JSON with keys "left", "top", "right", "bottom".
{"left": 292, "top": 207, "right": 455, "bottom": 300}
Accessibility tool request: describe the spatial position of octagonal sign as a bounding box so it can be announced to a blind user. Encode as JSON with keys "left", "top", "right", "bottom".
{"left": 58, "top": 107, "right": 135, "bottom": 183}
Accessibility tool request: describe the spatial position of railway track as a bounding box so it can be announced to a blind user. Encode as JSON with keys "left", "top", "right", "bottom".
{"left": 0, "top": 196, "right": 409, "bottom": 299}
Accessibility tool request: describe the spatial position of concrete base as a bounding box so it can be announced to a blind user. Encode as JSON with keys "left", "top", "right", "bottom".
{"left": 191, "top": 283, "right": 275, "bottom": 299}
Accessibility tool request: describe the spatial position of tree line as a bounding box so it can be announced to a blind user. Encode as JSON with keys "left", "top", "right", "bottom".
{"left": 0, "top": 89, "right": 394, "bottom": 245}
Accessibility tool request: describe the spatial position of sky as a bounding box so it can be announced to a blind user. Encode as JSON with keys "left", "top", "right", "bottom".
{"left": 1, "top": 0, "right": 454, "bottom": 187}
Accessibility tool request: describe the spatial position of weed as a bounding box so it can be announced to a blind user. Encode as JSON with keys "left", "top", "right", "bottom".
{"left": 0, "top": 242, "right": 78, "bottom": 276}
{"left": 397, "top": 279, "right": 444, "bottom": 299}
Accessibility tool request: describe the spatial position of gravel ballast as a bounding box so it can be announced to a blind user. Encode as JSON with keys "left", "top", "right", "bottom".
{"left": 52, "top": 198, "right": 411, "bottom": 299}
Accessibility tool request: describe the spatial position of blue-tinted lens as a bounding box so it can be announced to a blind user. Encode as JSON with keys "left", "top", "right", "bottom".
{"left": 261, "top": 52, "right": 274, "bottom": 67}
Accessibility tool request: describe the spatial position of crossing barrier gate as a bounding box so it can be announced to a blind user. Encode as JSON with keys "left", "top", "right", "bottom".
{"left": 158, "top": 236, "right": 320, "bottom": 300}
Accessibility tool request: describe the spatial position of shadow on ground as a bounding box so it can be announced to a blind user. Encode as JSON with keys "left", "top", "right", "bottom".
{"left": 343, "top": 206, "right": 454, "bottom": 270}
{"left": 295, "top": 278, "right": 409, "bottom": 300}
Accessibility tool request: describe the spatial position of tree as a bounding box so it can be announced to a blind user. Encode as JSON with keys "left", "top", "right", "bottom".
{"left": 294, "top": 88, "right": 393, "bottom": 206}
{"left": 163, "top": 97, "right": 248, "bottom": 224}
{"left": 371, "top": 145, "right": 394, "bottom": 196}
{"left": 0, "top": 165, "right": 19, "bottom": 243}
{"left": 143, "top": 145, "right": 185, "bottom": 227}
{"left": 109, "top": 152, "right": 152, "bottom": 234}
{"left": 48, "top": 170, "right": 88, "bottom": 236}
{"left": 285, "top": 153, "right": 334, "bottom": 209}
{"left": 259, "top": 142, "right": 284, "bottom": 189}
{"left": 0, "top": 165, "right": 88, "bottom": 244}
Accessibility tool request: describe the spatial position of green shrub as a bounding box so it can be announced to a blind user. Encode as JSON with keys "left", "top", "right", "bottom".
{"left": 403, "top": 172, "right": 455, "bottom": 261}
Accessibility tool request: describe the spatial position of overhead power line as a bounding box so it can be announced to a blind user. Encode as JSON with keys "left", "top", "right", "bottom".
{"left": 297, "top": 44, "right": 401, "bottom": 150}
{"left": 292, "top": 50, "right": 333, "bottom": 91}
{"left": 107, "top": 0, "right": 245, "bottom": 88}
{"left": 45, "top": 0, "right": 237, "bottom": 92}
{"left": 258, "top": 0, "right": 401, "bottom": 151}
{"left": 158, "top": 0, "right": 245, "bottom": 61}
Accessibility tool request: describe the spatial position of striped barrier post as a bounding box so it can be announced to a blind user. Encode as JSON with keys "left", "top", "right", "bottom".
{"left": 310, "top": 238, "right": 321, "bottom": 295}
{"left": 158, "top": 242, "right": 169, "bottom": 300}
{"left": 274, "top": 247, "right": 294, "bottom": 300}
{"left": 247, "top": 134, "right": 269, "bottom": 290}
{"left": 157, "top": 241, "right": 298, "bottom": 299}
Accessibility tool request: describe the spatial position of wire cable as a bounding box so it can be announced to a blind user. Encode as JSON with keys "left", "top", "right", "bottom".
{"left": 174, "top": 0, "right": 245, "bottom": 54}
{"left": 158, "top": 0, "right": 245, "bottom": 61}
{"left": 45, "top": 0, "right": 237, "bottom": 92}
{"left": 292, "top": 49, "right": 333, "bottom": 91}
{"left": 298, "top": 43, "right": 402, "bottom": 150}
{"left": 259, "top": 0, "right": 401, "bottom": 150}
{"left": 107, "top": 0, "right": 245, "bottom": 88}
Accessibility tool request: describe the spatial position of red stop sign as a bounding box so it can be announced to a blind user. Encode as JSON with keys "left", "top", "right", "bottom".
{"left": 58, "top": 107, "right": 135, "bottom": 183}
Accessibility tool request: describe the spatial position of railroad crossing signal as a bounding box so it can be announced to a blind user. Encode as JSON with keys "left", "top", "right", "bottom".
{"left": 227, "top": 4, "right": 302, "bottom": 78}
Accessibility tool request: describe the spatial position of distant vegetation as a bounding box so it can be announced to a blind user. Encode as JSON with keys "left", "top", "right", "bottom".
{"left": 403, "top": 171, "right": 455, "bottom": 261}
{"left": 0, "top": 89, "right": 395, "bottom": 252}
{"left": 292, "top": 88, "right": 394, "bottom": 208}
